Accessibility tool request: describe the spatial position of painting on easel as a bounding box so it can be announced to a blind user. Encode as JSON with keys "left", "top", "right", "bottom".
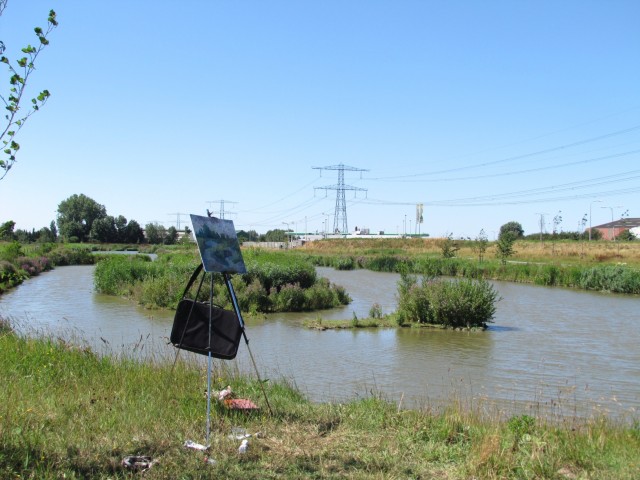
{"left": 190, "top": 214, "right": 247, "bottom": 274}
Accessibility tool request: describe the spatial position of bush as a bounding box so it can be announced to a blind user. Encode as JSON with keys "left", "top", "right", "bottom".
{"left": 0, "top": 260, "right": 26, "bottom": 292}
{"left": 236, "top": 278, "right": 271, "bottom": 313}
{"left": 579, "top": 265, "right": 640, "bottom": 294}
{"left": 14, "top": 256, "right": 51, "bottom": 276}
{"left": 273, "top": 283, "right": 307, "bottom": 311}
{"left": 47, "top": 246, "right": 95, "bottom": 266}
{"left": 364, "top": 255, "right": 406, "bottom": 272}
{"left": 244, "top": 258, "right": 317, "bottom": 292}
{"left": 94, "top": 255, "right": 157, "bottom": 296}
{"left": 334, "top": 256, "right": 356, "bottom": 270}
{"left": 396, "top": 274, "right": 499, "bottom": 328}
{"left": 0, "top": 241, "right": 23, "bottom": 262}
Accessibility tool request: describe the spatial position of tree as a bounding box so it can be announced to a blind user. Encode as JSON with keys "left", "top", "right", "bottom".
{"left": 237, "top": 229, "right": 259, "bottom": 243}
{"left": 114, "top": 215, "right": 128, "bottom": 242}
{"left": 165, "top": 226, "right": 178, "bottom": 245}
{"left": 495, "top": 232, "right": 516, "bottom": 265}
{"left": 617, "top": 229, "right": 637, "bottom": 242}
{"left": 1, "top": 5, "right": 58, "bottom": 180}
{"left": 36, "top": 226, "right": 55, "bottom": 243}
{"left": 472, "top": 229, "right": 489, "bottom": 262}
{"left": 56, "top": 194, "right": 107, "bottom": 242}
{"left": 90, "top": 215, "right": 117, "bottom": 243}
{"left": 145, "top": 222, "right": 166, "bottom": 244}
{"left": 264, "top": 228, "right": 286, "bottom": 242}
{"left": 124, "top": 219, "right": 144, "bottom": 243}
{"left": 49, "top": 220, "right": 57, "bottom": 241}
{"left": 440, "top": 232, "right": 460, "bottom": 258}
{"left": 499, "top": 221, "right": 524, "bottom": 240}
{"left": 0, "top": 219, "right": 15, "bottom": 239}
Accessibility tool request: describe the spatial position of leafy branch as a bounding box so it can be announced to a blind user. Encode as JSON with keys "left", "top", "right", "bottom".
{"left": 0, "top": 8, "right": 57, "bottom": 180}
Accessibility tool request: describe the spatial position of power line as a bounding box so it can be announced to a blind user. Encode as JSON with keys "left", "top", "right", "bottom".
{"left": 369, "top": 124, "right": 640, "bottom": 180}
{"left": 376, "top": 149, "right": 640, "bottom": 183}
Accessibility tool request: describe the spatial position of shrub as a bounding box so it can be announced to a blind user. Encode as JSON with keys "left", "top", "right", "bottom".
{"left": 15, "top": 256, "right": 51, "bottom": 276}
{"left": 47, "top": 246, "right": 95, "bottom": 266}
{"left": 0, "top": 241, "right": 23, "bottom": 262}
{"left": 273, "top": 283, "right": 307, "bottom": 312}
{"left": 334, "top": 256, "right": 356, "bottom": 270}
{"left": 94, "top": 255, "right": 157, "bottom": 296}
{"left": 579, "top": 265, "right": 640, "bottom": 294}
{"left": 426, "top": 278, "right": 499, "bottom": 328}
{"left": 396, "top": 275, "right": 431, "bottom": 325}
{"left": 369, "top": 303, "right": 383, "bottom": 319}
{"left": 0, "top": 260, "right": 26, "bottom": 292}
{"left": 364, "top": 255, "right": 405, "bottom": 272}
{"left": 237, "top": 278, "right": 271, "bottom": 313}
{"left": 244, "top": 259, "right": 317, "bottom": 292}
{"left": 396, "top": 275, "right": 499, "bottom": 328}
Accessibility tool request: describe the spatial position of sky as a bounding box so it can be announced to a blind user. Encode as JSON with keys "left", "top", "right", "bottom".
{"left": 1, "top": 0, "right": 639, "bottom": 239}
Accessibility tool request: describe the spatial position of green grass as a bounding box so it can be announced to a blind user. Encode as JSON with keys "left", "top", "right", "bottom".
{"left": 1, "top": 320, "right": 638, "bottom": 479}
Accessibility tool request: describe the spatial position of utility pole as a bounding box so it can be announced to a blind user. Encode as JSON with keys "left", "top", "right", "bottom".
{"left": 313, "top": 163, "right": 368, "bottom": 234}
{"left": 206, "top": 200, "right": 237, "bottom": 219}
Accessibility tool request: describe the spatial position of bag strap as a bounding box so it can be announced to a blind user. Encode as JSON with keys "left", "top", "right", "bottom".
{"left": 180, "top": 263, "right": 203, "bottom": 300}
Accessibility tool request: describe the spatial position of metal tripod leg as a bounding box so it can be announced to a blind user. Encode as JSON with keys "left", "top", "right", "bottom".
{"left": 224, "top": 273, "right": 273, "bottom": 415}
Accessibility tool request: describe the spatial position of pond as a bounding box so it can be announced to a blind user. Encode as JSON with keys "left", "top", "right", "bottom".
{"left": 1, "top": 265, "right": 638, "bottom": 422}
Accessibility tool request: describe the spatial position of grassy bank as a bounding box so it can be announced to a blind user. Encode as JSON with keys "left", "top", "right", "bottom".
{"left": 1, "top": 322, "right": 638, "bottom": 479}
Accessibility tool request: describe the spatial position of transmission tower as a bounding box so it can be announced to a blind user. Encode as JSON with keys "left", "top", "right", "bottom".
{"left": 206, "top": 200, "right": 237, "bottom": 219}
{"left": 313, "top": 163, "right": 368, "bottom": 234}
{"left": 167, "top": 212, "right": 188, "bottom": 229}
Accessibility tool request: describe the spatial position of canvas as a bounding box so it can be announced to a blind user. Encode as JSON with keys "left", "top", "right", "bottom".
{"left": 190, "top": 214, "right": 247, "bottom": 274}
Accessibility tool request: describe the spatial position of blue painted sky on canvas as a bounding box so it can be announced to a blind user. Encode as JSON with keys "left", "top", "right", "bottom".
{"left": 1, "top": 0, "right": 639, "bottom": 238}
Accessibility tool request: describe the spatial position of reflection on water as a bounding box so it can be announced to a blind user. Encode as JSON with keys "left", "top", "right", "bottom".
{"left": 1, "top": 265, "right": 639, "bottom": 421}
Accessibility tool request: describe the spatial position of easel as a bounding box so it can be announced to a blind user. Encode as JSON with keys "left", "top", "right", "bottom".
{"left": 172, "top": 214, "right": 272, "bottom": 447}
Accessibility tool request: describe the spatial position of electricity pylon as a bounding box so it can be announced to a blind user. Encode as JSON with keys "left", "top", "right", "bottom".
{"left": 206, "top": 200, "right": 237, "bottom": 219}
{"left": 167, "top": 213, "right": 188, "bottom": 229}
{"left": 313, "top": 163, "right": 368, "bottom": 234}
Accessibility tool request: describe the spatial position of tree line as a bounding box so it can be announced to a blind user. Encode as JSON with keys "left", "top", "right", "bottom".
{"left": 1, "top": 193, "right": 293, "bottom": 245}
{"left": 1, "top": 193, "right": 187, "bottom": 245}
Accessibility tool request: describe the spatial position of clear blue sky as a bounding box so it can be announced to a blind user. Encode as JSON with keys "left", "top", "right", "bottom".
{"left": 2, "top": 0, "right": 639, "bottom": 239}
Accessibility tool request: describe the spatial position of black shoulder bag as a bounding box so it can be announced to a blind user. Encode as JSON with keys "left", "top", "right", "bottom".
{"left": 170, "top": 264, "right": 243, "bottom": 360}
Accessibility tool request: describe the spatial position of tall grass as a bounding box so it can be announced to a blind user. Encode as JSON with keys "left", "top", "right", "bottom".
{"left": 1, "top": 324, "right": 638, "bottom": 479}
